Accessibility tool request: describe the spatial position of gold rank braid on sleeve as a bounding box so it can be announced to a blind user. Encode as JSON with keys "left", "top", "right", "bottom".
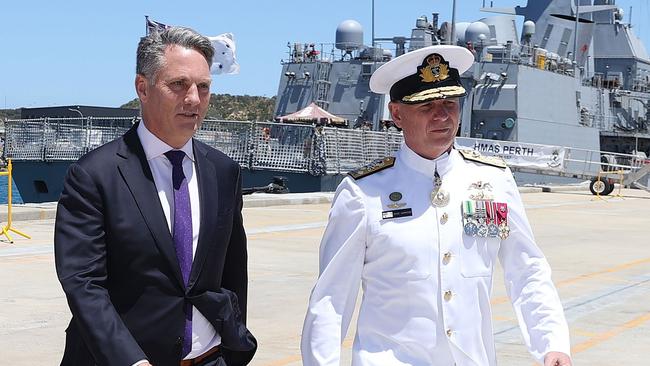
{"left": 457, "top": 149, "right": 507, "bottom": 169}
{"left": 348, "top": 157, "right": 396, "bottom": 180}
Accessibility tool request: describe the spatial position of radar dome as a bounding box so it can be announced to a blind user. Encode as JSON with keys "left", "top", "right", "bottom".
{"left": 466, "top": 21, "right": 490, "bottom": 45}
{"left": 455, "top": 22, "right": 471, "bottom": 44}
{"left": 336, "top": 20, "right": 364, "bottom": 51}
{"left": 523, "top": 20, "right": 535, "bottom": 37}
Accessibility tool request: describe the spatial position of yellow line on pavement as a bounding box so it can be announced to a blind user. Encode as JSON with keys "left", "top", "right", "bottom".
{"left": 555, "top": 257, "right": 650, "bottom": 287}
{"left": 491, "top": 257, "right": 650, "bottom": 305}
{"left": 571, "top": 312, "right": 650, "bottom": 354}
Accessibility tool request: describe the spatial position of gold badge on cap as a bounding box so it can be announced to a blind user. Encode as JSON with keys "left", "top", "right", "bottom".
{"left": 419, "top": 53, "right": 449, "bottom": 83}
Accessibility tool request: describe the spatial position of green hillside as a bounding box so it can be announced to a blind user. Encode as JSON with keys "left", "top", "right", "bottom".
{"left": 121, "top": 94, "right": 276, "bottom": 121}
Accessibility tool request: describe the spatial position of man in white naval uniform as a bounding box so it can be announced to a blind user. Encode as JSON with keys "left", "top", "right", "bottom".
{"left": 301, "top": 45, "right": 572, "bottom": 366}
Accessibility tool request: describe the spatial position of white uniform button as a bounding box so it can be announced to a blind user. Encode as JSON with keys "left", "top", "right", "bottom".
{"left": 443, "top": 252, "right": 452, "bottom": 264}
{"left": 446, "top": 328, "right": 453, "bottom": 337}
{"left": 444, "top": 290, "right": 453, "bottom": 301}
{"left": 440, "top": 212, "right": 448, "bottom": 224}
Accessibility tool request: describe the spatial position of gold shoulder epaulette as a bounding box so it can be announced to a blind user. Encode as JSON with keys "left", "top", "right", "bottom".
{"left": 458, "top": 149, "right": 507, "bottom": 169}
{"left": 348, "top": 157, "right": 396, "bottom": 180}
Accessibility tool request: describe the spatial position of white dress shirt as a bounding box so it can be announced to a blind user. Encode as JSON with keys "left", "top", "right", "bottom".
{"left": 135, "top": 122, "right": 221, "bottom": 363}
{"left": 301, "top": 143, "right": 571, "bottom": 366}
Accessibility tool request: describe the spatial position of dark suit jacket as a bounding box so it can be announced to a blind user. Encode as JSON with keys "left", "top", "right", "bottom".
{"left": 54, "top": 123, "right": 256, "bottom": 366}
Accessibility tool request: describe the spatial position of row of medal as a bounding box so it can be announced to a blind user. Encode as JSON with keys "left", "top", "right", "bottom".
{"left": 461, "top": 200, "right": 510, "bottom": 239}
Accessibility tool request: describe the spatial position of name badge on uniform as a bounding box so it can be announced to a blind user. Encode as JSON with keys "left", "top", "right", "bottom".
{"left": 382, "top": 208, "right": 413, "bottom": 219}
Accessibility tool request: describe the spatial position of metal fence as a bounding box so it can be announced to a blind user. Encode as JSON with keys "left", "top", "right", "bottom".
{"left": 321, "top": 128, "right": 403, "bottom": 174}
{"left": 5, "top": 117, "right": 648, "bottom": 189}
{"left": 4, "top": 117, "right": 135, "bottom": 161}
{"left": 4, "top": 118, "right": 404, "bottom": 176}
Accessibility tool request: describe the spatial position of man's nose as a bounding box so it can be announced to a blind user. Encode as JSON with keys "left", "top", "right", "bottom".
{"left": 431, "top": 105, "right": 450, "bottom": 120}
{"left": 184, "top": 84, "right": 200, "bottom": 106}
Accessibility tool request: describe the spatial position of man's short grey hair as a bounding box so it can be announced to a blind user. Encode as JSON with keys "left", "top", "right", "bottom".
{"left": 136, "top": 26, "right": 214, "bottom": 81}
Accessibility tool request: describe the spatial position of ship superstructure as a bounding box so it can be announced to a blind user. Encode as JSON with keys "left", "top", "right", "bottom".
{"left": 274, "top": 0, "right": 650, "bottom": 161}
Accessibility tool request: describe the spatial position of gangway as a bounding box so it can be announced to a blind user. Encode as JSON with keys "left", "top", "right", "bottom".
{"left": 456, "top": 137, "right": 650, "bottom": 196}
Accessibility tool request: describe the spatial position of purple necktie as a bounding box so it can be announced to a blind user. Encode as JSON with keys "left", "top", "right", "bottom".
{"left": 164, "top": 150, "right": 193, "bottom": 358}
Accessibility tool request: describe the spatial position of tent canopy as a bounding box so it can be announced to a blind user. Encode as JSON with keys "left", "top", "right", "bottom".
{"left": 276, "top": 102, "right": 347, "bottom": 125}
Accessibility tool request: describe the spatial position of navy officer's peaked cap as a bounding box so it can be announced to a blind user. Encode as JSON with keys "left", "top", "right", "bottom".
{"left": 370, "top": 45, "right": 474, "bottom": 104}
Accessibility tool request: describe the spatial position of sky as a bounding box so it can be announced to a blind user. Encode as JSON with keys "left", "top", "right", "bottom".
{"left": 1, "top": 0, "right": 649, "bottom": 109}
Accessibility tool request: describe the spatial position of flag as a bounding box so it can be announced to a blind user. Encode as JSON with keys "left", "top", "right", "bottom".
{"left": 208, "top": 33, "right": 240, "bottom": 75}
{"left": 146, "top": 16, "right": 170, "bottom": 35}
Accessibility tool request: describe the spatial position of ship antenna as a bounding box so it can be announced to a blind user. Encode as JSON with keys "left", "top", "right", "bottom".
{"left": 629, "top": 6, "right": 632, "bottom": 26}
{"left": 572, "top": 0, "right": 580, "bottom": 65}
{"left": 371, "top": 0, "right": 375, "bottom": 47}
{"left": 450, "top": 0, "right": 457, "bottom": 45}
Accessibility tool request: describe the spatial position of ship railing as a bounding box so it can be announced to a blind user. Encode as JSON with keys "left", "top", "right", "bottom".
{"left": 3, "top": 117, "right": 135, "bottom": 161}
{"left": 4, "top": 118, "right": 646, "bottom": 190}
{"left": 198, "top": 120, "right": 317, "bottom": 173}
{"left": 320, "top": 127, "right": 402, "bottom": 174}
{"left": 476, "top": 141, "right": 648, "bottom": 186}
{"left": 3, "top": 118, "right": 406, "bottom": 176}
{"left": 460, "top": 136, "right": 648, "bottom": 189}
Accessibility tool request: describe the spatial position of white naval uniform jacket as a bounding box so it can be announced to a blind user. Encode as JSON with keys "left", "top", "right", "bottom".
{"left": 301, "top": 143, "right": 571, "bottom": 366}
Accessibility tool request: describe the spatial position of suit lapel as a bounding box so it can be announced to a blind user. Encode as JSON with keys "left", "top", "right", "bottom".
{"left": 189, "top": 141, "right": 219, "bottom": 286}
{"left": 117, "top": 124, "right": 185, "bottom": 289}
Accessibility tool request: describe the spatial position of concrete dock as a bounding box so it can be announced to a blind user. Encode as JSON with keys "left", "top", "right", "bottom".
{"left": 1, "top": 187, "right": 649, "bottom": 365}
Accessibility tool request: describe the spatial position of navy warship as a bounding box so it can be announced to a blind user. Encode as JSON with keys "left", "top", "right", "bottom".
{"left": 4, "top": 0, "right": 650, "bottom": 202}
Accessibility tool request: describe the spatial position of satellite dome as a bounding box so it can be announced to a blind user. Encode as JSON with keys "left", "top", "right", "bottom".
{"left": 466, "top": 21, "right": 490, "bottom": 45}
{"left": 455, "top": 22, "right": 471, "bottom": 44}
{"left": 336, "top": 20, "right": 364, "bottom": 52}
{"left": 523, "top": 20, "right": 535, "bottom": 37}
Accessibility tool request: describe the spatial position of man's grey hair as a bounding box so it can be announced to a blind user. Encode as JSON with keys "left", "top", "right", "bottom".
{"left": 136, "top": 26, "right": 214, "bottom": 81}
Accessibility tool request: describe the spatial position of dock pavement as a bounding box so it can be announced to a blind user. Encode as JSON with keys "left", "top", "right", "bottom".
{"left": 1, "top": 184, "right": 649, "bottom": 365}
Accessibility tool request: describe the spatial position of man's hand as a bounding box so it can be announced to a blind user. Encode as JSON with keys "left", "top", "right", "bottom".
{"left": 544, "top": 351, "right": 572, "bottom": 366}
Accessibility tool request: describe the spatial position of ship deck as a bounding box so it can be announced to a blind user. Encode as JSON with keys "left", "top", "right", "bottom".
{"left": 1, "top": 187, "right": 649, "bottom": 365}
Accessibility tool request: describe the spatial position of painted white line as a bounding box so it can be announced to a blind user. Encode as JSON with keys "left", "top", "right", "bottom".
{"left": 0, "top": 245, "right": 53, "bottom": 257}
{"left": 247, "top": 221, "right": 328, "bottom": 235}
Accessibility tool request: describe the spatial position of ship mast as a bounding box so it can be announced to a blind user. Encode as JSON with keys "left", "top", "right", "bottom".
{"left": 371, "top": 0, "right": 375, "bottom": 47}
{"left": 573, "top": 0, "right": 579, "bottom": 64}
{"left": 450, "top": 0, "right": 457, "bottom": 45}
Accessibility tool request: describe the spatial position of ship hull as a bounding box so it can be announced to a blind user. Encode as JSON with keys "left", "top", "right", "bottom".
{"left": 11, "top": 161, "right": 347, "bottom": 203}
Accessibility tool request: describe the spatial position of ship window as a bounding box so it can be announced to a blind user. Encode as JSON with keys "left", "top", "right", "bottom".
{"left": 362, "top": 63, "right": 373, "bottom": 76}
{"left": 34, "top": 180, "right": 48, "bottom": 194}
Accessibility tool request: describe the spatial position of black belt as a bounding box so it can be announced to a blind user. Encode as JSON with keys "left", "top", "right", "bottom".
{"left": 180, "top": 345, "right": 221, "bottom": 366}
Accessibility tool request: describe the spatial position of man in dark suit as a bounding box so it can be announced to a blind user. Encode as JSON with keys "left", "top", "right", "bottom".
{"left": 54, "top": 26, "right": 256, "bottom": 366}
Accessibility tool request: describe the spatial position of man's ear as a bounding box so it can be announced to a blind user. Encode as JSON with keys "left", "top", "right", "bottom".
{"left": 388, "top": 102, "right": 403, "bottom": 128}
{"left": 135, "top": 74, "right": 148, "bottom": 101}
